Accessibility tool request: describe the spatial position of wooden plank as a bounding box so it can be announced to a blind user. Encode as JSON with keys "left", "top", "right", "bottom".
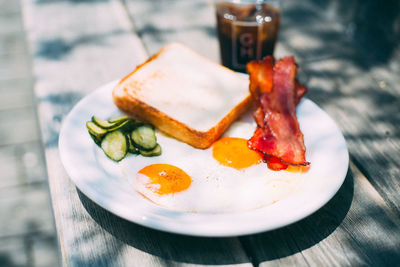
{"left": 123, "top": 0, "right": 294, "bottom": 63}
{"left": 0, "top": 107, "right": 40, "bottom": 146}
{"left": 278, "top": 0, "right": 357, "bottom": 63}
{"left": 22, "top": 0, "right": 251, "bottom": 265}
{"left": 0, "top": 236, "right": 29, "bottom": 266}
{"left": 123, "top": 0, "right": 220, "bottom": 61}
{"left": 0, "top": 141, "right": 47, "bottom": 188}
{"left": 0, "top": 78, "right": 34, "bottom": 110}
{"left": 0, "top": 183, "right": 55, "bottom": 238}
{"left": 0, "top": 0, "right": 21, "bottom": 15}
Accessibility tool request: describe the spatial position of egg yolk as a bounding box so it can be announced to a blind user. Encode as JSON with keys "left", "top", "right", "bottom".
{"left": 137, "top": 164, "right": 191, "bottom": 195}
{"left": 212, "top": 137, "right": 263, "bottom": 169}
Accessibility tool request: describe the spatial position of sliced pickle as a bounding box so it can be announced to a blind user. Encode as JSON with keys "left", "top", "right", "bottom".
{"left": 86, "top": 121, "right": 107, "bottom": 137}
{"left": 87, "top": 115, "right": 161, "bottom": 160}
{"left": 130, "top": 125, "right": 157, "bottom": 151}
{"left": 139, "top": 144, "right": 162, "bottom": 157}
{"left": 108, "top": 115, "right": 130, "bottom": 124}
{"left": 100, "top": 131, "right": 127, "bottom": 162}
{"left": 91, "top": 116, "right": 120, "bottom": 129}
{"left": 127, "top": 135, "right": 140, "bottom": 154}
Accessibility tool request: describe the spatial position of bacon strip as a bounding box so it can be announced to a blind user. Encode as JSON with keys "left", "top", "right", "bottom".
{"left": 247, "top": 56, "right": 306, "bottom": 105}
{"left": 247, "top": 56, "right": 309, "bottom": 170}
{"left": 247, "top": 56, "right": 274, "bottom": 102}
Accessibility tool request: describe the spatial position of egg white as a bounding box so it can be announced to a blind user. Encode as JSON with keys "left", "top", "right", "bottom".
{"left": 119, "top": 117, "right": 305, "bottom": 213}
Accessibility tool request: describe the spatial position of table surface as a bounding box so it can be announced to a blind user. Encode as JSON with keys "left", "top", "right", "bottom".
{"left": 22, "top": 0, "right": 400, "bottom": 266}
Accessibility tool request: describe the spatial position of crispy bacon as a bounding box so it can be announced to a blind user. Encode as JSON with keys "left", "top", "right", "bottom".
{"left": 247, "top": 56, "right": 307, "bottom": 105}
{"left": 247, "top": 56, "right": 309, "bottom": 170}
{"left": 248, "top": 128, "right": 289, "bottom": 170}
{"left": 247, "top": 56, "right": 274, "bottom": 102}
{"left": 264, "top": 155, "right": 288, "bottom": 171}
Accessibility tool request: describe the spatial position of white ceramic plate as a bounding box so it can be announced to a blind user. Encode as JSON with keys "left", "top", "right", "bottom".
{"left": 59, "top": 80, "right": 349, "bottom": 237}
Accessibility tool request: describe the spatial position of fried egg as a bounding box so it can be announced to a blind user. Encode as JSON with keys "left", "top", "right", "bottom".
{"left": 119, "top": 118, "right": 306, "bottom": 213}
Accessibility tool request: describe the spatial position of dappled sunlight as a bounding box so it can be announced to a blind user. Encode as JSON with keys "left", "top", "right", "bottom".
{"left": 2, "top": 0, "right": 399, "bottom": 266}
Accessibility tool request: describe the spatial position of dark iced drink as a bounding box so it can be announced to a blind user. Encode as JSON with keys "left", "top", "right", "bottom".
{"left": 216, "top": 1, "right": 280, "bottom": 72}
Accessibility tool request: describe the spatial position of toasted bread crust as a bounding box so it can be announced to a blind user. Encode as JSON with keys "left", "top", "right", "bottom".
{"left": 113, "top": 90, "right": 252, "bottom": 149}
{"left": 112, "top": 43, "right": 252, "bottom": 149}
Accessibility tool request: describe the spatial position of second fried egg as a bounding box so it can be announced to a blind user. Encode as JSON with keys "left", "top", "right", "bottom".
{"left": 120, "top": 119, "right": 306, "bottom": 213}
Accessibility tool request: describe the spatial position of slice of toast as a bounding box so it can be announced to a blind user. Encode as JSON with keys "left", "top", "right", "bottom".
{"left": 112, "top": 43, "right": 252, "bottom": 149}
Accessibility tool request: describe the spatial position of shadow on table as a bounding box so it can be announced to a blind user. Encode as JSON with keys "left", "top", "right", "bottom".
{"left": 77, "top": 169, "right": 353, "bottom": 265}
{"left": 314, "top": 0, "right": 400, "bottom": 67}
{"left": 281, "top": 0, "right": 400, "bottom": 68}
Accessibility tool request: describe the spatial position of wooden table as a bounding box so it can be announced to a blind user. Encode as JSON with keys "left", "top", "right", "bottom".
{"left": 22, "top": 0, "right": 400, "bottom": 266}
